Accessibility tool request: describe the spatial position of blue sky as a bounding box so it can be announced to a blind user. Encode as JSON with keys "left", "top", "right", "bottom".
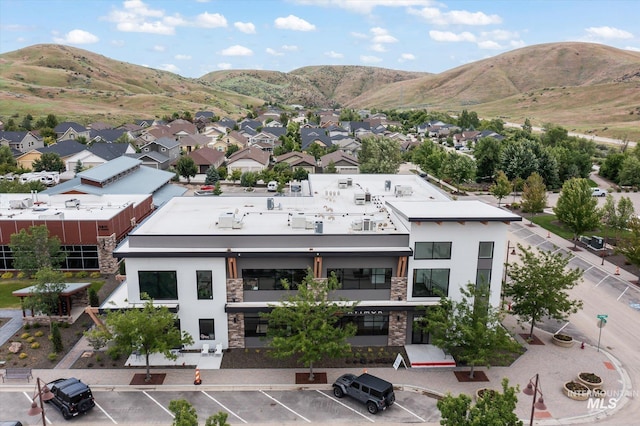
{"left": 1, "top": 0, "right": 638, "bottom": 78}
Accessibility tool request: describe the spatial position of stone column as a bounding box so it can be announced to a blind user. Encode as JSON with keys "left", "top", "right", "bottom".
{"left": 227, "top": 278, "right": 244, "bottom": 348}
{"left": 97, "top": 233, "right": 118, "bottom": 274}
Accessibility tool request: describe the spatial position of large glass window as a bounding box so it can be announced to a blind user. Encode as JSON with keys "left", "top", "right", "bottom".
{"left": 243, "top": 269, "right": 307, "bottom": 290}
{"left": 138, "top": 271, "right": 178, "bottom": 300}
{"left": 196, "top": 270, "right": 213, "bottom": 299}
{"left": 199, "top": 319, "right": 215, "bottom": 340}
{"left": 412, "top": 269, "right": 450, "bottom": 297}
{"left": 478, "top": 242, "right": 494, "bottom": 259}
{"left": 244, "top": 313, "right": 269, "bottom": 337}
{"left": 414, "top": 242, "right": 452, "bottom": 259}
{"left": 476, "top": 269, "right": 492, "bottom": 286}
{"left": 337, "top": 314, "right": 389, "bottom": 336}
{"left": 328, "top": 268, "right": 392, "bottom": 289}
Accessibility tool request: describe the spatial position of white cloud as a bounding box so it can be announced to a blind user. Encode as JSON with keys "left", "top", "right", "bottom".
{"left": 218, "top": 63, "right": 232, "bottom": 70}
{"left": 115, "top": 20, "right": 175, "bottom": 35}
{"left": 585, "top": 26, "right": 633, "bottom": 40}
{"left": 399, "top": 53, "right": 416, "bottom": 61}
{"left": 159, "top": 63, "right": 180, "bottom": 73}
{"left": 220, "top": 45, "right": 253, "bottom": 56}
{"left": 325, "top": 50, "right": 344, "bottom": 58}
{"left": 153, "top": 44, "right": 165, "bottom": 52}
{"left": 409, "top": 6, "right": 501, "bottom": 26}
{"left": 371, "top": 27, "right": 398, "bottom": 44}
{"left": 274, "top": 15, "right": 316, "bottom": 31}
{"left": 360, "top": 55, "right": 382, "bottom": 63}
{"left": 371, "top": 43, "right": 386, "bottom": 52}
{"left": 282, "top": 45, "right": 298, "bottom": 51}
{"left": 234, "top": 21, "right": 256, "bottom": 34}
{"left": 266, "top": 47, "right": 283, "bottom": 56}
{"left": 429, "top": 30, "right": 476, "bottom": 43}
{"left": 175, "top": 54, "right": 191, "bottom": 60}
{"left": 195, "top": 12, "right": 227, "bottom": 28}
{"left": 52, "top": 29, "right": 99, "bottom": 44}
{"left": 291, "top": 0, "right": 433, "bottom": 15}
{"left": 477, "top": 40, "right": 502, "bottom": 50}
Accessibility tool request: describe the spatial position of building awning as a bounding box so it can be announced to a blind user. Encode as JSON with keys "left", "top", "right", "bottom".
{"left": 12, "top": 282, "right": 91, "bottom": 297}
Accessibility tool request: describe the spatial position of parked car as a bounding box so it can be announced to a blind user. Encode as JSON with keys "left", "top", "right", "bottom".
{"left": 45, "top": 378, "right": 95, "bottom": 420}
{"left": 267, "top": 181, "right": 278, "bottom": 192}
{"left": 591, "top": 188, "right": 607, "bottom": 197}
{"left": 332, "top": 373, "right": 395, "bottom": 414}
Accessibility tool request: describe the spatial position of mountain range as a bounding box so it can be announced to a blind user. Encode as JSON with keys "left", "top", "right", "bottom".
{"left": 1, "top": 42, "right": 639, "bottom": 141}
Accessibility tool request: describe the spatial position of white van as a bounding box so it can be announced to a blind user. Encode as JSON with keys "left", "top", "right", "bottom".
{"left": 267, "top": 181, "right": 278, "bottom": 192}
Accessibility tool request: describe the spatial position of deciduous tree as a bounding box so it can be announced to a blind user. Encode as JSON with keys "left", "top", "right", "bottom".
{"left": 358, "top": 137, "right": 402, "bottom": 174}
{"left": 262, "top": 271, "right": 358, "bottom": 381}
{"left": 490, "top": 171, "right": 511, "bottom": 207}
{"left": 418, "top": 283, "right": 520, "bottom": 379}
{"left": 441, "top": 152, "right": 476, "bottom": 193}
{"left": 554, "top": 178, "right": 601, "bottom": 248}
{"left": 616, "top": 217, "right": 640, "bottom": 277}
{"left": 175, "top": 156, "right": 197, "bottom": 183}
{"left": 505, "top": 245, "right": 583, "bottom": 339}
{"left": 22, "top": 267, "right": 67, "bottom": 330}
{"left": 9, "top": 225, "right": 65, "bottom": 275}
{"left": 85, "top": 297, "right": 193, "bottom": 382}
{"left": 32, "top": 152, "right": 65, "bottom": 172}
{"left": 521, "top": 172, "right": 547, "bottom": 223}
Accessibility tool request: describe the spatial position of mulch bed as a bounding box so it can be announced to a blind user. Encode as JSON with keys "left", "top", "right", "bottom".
{"left": 519, "top": 333, "right": 545, "bottom": 345}
{"left": 130, "top": 373, "right": 166, "bottom": 385}
{"left": 295, "top": 372, "right": 327, "bottom": 384}
{"left": 454, "top": 371, "right": 489, "bottom": 382}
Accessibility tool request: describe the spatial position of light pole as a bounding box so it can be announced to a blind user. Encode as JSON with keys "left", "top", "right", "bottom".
{"left": 523, "top": 373, "right": 547, "bottom": 426}
{"left": 27, "top": 377, "right": 54, "bottom": 426}
{"left": 502, "top": 240, "right": 517, "bottom": 305}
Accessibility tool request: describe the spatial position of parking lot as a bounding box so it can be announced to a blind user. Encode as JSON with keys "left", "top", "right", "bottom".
{"left": 2, "top": 388, "right": 440, "bottom": 424}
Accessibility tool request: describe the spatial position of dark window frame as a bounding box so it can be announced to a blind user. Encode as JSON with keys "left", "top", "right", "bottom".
{"left": 414, "top": 242, "right": 452, "bottom": 260}
{"left": 328, "top": 268, "right": 392, "bottom": 290}
{"left": 412, "top": 268, "right": 450, "bottom": 297}
{"left": 138, "top": 270, "right": 178, "bottom": 300}
{"left": 199, "top": 319, "right": 215, "bottom": 340}
{"left": 196, "top": 270, "right": 213, "bottom": 300}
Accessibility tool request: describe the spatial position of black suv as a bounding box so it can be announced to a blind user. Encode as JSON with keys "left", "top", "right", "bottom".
{"left": 46, "top": 378, "right": 95, "bottom": 420}
{"left": 332, "top": 373, "right": 395, "bottom": 414}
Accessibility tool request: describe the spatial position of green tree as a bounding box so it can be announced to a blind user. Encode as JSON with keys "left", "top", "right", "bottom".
{"left": 554, "top": 178, "right": 601, "bottom": 248}
{"left": 225, "top": 145, "right": 240, "bottom": 157}
{"left": 520, "top": 172, "right": 547, "bottom": 224}
{"left": 292, "top": 167, "right": 308, "bottom": 181}
{"left": 175, "top": 156, "right": 198, "bottom": 183}
{"left": 230, "top": 169, "right": 242, "bottom": 183}
{"left": 505, "top": 244, "right": 583, "bottom": 339}
{"left": 599, "top": 151, "right": 626, "bottom": 183}
{"left": 169, "top": 399, "right": 198, "bottom": 426}
{"left": 522, "top": 118, "right": 532, "bottom": 134}
{"left": 240, "top": 171, "right": 258, "bottom": 188}
{"left": 204, "top": 167, "right": 220, "bottom": 185}
{"left": 601, "top": 195, "right": 636, "bottom": 244}
{"left": 325, "top": 160, "right": 337, "bottom": 174}
{"left": 51, "top": 321, "right": 63, "bottom": 353}
{"left": 115, "top": 133, "right": 132, "bottom": 144}
{"left": 437, "top": 378, "right": 522, "bottom": 426}
{"left": 441, "top": 152, "right": 476, "bottom": 193}
{"left": 23, "top": 267, "right": 67, "bottom": 330}
{"left": 0, "top": 146, "right": 18, "bottom": 174}
{"left": 9, "top": 225, "right": 65, "bottom": 275}
{"left": 410, "top": 141, "right": 434, "bottom": 173}
{"left": 45, "top": 114, "right": 58, "bottom": 129}
{"left": 205, "top": 412, "right": 231, "bottom": 426}
{"left": 474, "top": 137, "right": 502, "bottom": 181}
{"left": 499, "top": 141, "right": 539, "bottom": 181}
{"left": 457, "top": 109, "right": 479, "bottom": 129}
{"left": 262, "top": 271, "right": 358, "bottom": 381}
{"left": 618, "top": 156, "right": 640, "bottom": 187}
{"left": 616, "top": 218, "right": 640, "bottom": 274}
{"left": 418, "top": 283, "right": 520, "bottom": 379}
{"left": 84, "top": 297, "right": 194, "bottom": 382}
{"left": 490, "top": 171, "right": 511, "bottom": 207}
{"left": 74, "top": 160, "right": 85, "bottom": 175}
{"left": 358, "top": 137, "right": 402, "bottom": 174}
{"left": 32, "top": 152, "right": 65, "bottom": 172}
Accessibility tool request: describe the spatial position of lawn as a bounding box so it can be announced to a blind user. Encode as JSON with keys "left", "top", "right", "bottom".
{"left": 0, "top": 279, "right": 105, "bottom": 309}
{"left": 529, "top": 213, "right": 633, "bottom": 242}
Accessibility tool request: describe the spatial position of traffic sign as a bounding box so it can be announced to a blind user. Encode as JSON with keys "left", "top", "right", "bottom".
{"left": 597, "top": 314, "right": 608, "bottom": 320}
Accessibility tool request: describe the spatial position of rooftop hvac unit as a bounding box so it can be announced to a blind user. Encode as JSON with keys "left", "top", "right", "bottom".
{"left": 267, "top": 197, "right": 274, "bottom": 210}
{"left": 354, "top": 193, "right": 366, "bottom": 205}
{"left": 347, "top": 178, "right": 353, "bottom": 186}
{"left": 394, "top": 185, "right": 413, "bottom": 197}
{"left": 384, "top": 180, "right": 391, "bottom": 191}
{"left": 9, "top": 198, "right": 33, "bottom": 209}
{"left": 351, "top": 219, "right": 363, "bottom": 231}
{"left": 338, "top": 179, "right": 348, "bottom": 188}
{"left": 218, "top": 212, "right": 235, "bottom": 228}
{"left": 65, "top": 198, "right": 81, "bottom": 208}
{"left": 291, "top": 213, "right": 307, "bottom": 229}
{"left": 305, "top": 219, "right": 316, "bottom": 229}
{"left": 363, "top": 218, "right": 373, "bottom": 231}
{"left": 314, "top": 221, "right": 323, "bottom": 234}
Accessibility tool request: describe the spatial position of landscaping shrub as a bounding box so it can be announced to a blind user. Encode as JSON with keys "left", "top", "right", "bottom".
{"left": 34, "top": 331, "right": 44, "bottom": 337}
{"left": 1, "top": 272, "right": 14, "bottom": 279}
{"left": 88, "top": 288, "right": 99, "bottom": 307}
{"left": 50, "top": 322, "right": 63, "bottom": 353}
{"left": 90, "top": 272, "right": 101, "bottom": 279}
{"left": 17, "top": 272, "right": 26, "bottom": 279}
{"left": 20, "top": 332, "right": 30, "bottom": 339}
{"left": 76, "top": 271, "right": 88, "bottom": 278}
{"left": 19, "top": 352, "right": 28, "bottom": 359}
{"left": 30, "top": 342, "right": 40, "bottom": 349}
{"left": 48, "top": 353, "right": 57, "bottom": 361}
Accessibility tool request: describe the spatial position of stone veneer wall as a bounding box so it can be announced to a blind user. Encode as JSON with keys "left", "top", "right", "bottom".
{"left": 388, "top": 276, "right": 408, "bottom": 346}
{"left": 97, "top": 233, "right": 118, "bottom": 274}
{"left": 227, "top": 278, "right": 244, "bottom": 348}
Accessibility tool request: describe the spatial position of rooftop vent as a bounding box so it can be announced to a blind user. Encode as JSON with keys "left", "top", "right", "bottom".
{"left": 9, "top": 198, "right": 33, "bottom": 209}
{"left": 394, "top": 185, "right": 413, "bottom": 197}
{"left": 65, "top": 198, "right": 80, "bottom": 208}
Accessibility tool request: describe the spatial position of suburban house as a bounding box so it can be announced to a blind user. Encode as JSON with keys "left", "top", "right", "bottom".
{"left": 179, "top": 134, "right": 213, "bottom": 153}
{"left": 273, "top": 152, "right": 317, "bottom": 174}
{"left": 0, "top": 131, "right": 44, "bottom": 153}
{"left": 320, "top": 151, "right": 359, "bottom": 174}
{"left": 300, "top": 128, "right": 332, "bottom": 150}
{"left": 210, "top": 131, "right": 247, "bottom": 152}
{"left": 133, "top": 137, "right": 181, "bottom": 170}
{"left": 226, "top": 146, "right": 270, "bottom": 174}
{"left": 16, "top": 140, "right": 86, "bottom": 171}
{"left": 54, "top": 122, "right": 91, "bottom": 142}
{"left": 186, "top": 147, "right": 226, "bottom": 174}
{"left": 64, "top": 142, "right": 137, "bottom": 176}
{"left": 110, "top": 174, "right": 521, "bottom": 354}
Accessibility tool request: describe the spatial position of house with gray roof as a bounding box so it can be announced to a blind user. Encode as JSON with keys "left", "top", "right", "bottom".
{"left": 0, "top": 130, "right": 44, "bottom": 152}
{"left": 300, "top": 128, "right": 332, "bottom": 150}
{"left": 320, "top": 151, "right": 359, "bottom": 174}
{"left": 226, "top": 146, "right": 270, "bottom": 174}
{"left": 54, "top": 122, "right": 90, "bottom": 142}
{"left": 187, "top": 147, "right": 226, "bottom": 174}
{"left": 133, "top": 137, "right": 181, "bottom": 169}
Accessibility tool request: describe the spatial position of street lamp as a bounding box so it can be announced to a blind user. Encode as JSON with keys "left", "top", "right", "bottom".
{"left": 523, "top": 373, "right": 547, "bottom": 426}
{"left": 502, "top": 240, "right": 517, "bottom": 304}
{"left": 27, "top": 377, "right": 54, "bottom": 426}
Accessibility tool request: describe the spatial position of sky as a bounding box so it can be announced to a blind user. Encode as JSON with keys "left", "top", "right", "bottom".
{"left": 1, "top": 0, "right": 638, "bottom": 79}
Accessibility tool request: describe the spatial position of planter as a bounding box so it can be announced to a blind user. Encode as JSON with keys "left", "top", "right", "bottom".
{"left": 564, "top": 381, "right": 590, "bottom": 401}
{"left": 475, "top": 388, "right": 497, "bottom": 402}
{"left": 552, "top": 333, "right": 574, "bottom": 348}
{"left": 577, "top": 372, "right": 603, "bottom": 390}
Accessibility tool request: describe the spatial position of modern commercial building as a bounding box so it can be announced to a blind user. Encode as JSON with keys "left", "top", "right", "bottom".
{"left": 111, "top": 174, "right": 521, "bottom": 351}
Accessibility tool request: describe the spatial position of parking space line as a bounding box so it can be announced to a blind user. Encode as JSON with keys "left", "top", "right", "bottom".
{"left": 555, "top": 322, "right": 570, "bottom": 335}
{"left": 393, "top": 401, "right": 426, "bottom": 422}
{"left": 595, "top": 276, "right": 607, "bottom": 287}
{"left": 22, "top": 392, "right": 52, "bottom": 424}
{"left": 315, "top": 389, "right": 375, "bottom": 423}
{"left": 143, "top": 391, "right": 174, "bottom": 418}
{"left": 617, "top": 286, "right": 629, "bottom": 301}
{"left": 94, "top": 401, "right": 118, "bottom": 424}
{"left": 260, "top": 390, "right": 311, "bottom": 423}
{"left": 201, "top": 391, "right": 248, "bottom": 424}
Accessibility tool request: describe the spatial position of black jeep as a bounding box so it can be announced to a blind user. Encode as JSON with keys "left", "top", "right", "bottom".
{"left": 332, "top": 373, "right": 395, "bottom": 414}
{"left": 46, "top": 378, "right": 95, "bottom": 420}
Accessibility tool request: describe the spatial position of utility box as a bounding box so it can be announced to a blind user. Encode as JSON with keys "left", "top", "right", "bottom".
{"left": 590, "top": 236, "right": 604, "bottom": 250}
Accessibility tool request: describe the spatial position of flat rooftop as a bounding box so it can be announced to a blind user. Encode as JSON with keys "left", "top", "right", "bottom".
{"left": 130, "top": 174, "right": 520, "bottom": 238}
{"left": 0, "top": 193, "right": 151, "bottom": 221}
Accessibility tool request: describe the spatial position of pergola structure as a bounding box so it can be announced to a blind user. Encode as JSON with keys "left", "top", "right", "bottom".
{"left": 12, "top": 282, "right": 92, "bottom": 320}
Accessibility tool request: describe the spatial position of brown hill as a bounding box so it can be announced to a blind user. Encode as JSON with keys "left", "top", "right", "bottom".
{"left": 1, "top": 42, "right": 639, "bottom": 140}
